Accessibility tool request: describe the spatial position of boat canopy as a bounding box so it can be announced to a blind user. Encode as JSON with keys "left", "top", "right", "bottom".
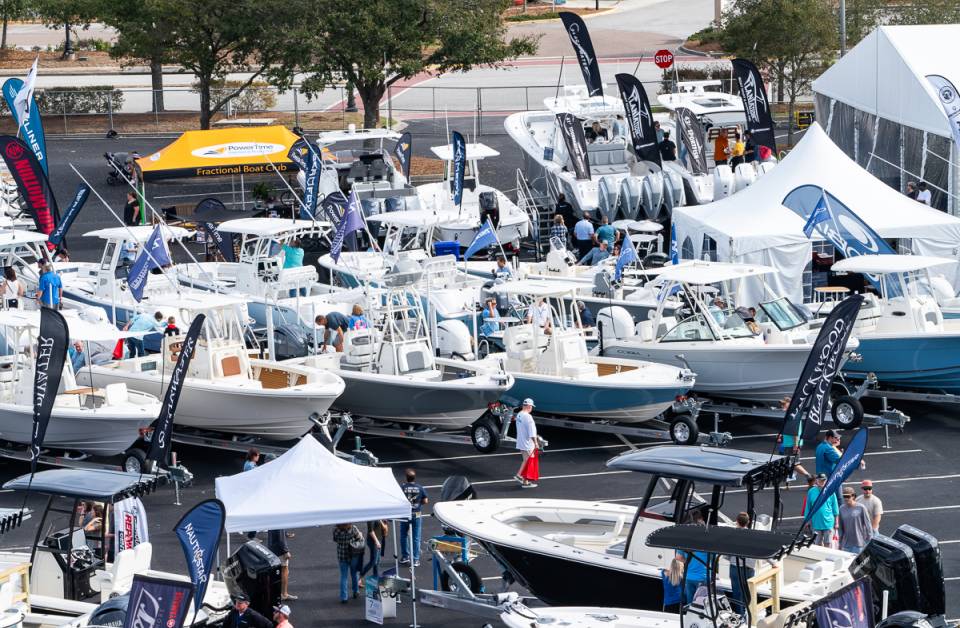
{"left": 607, "top": 445, "right": 792, "bottom": 487}
{"left": 83, "top": 225, "right": 192, "bottom": 242}
{"left": 0, "top": 310, "right": 141, "bottom": 341}
{"left": 215, "top": 217, "right": 330, "bottom": 237}
{"left": 544, "top": 92, "right": 621, "bottom": 118}
{"left": 366, "top": 209, "right": 460, "bottom": 228}
{"left": 613, "top": 219, "right": 663, "bottom": 233}
{"left": 831, "top": 254, "right": 957, "bottom": 275}
{"left": 316, "top": 128, "right": 401, "bottom": 146}
{"left": 646, "top": 524, "right": 812, "bottom": 560}
{"left": 430, "top": 143, "right": 500, "bottom": 161}
{"left": 3, "top": 469, "right": 161, "bottom": 502}
{"left": 0, "top": 230, "right": 50, "bottom": 246}
{"left": 654, "top": 260, "right": 775, "bottom": 286}
{"left": 490, "top": 279, "right": 585, "bottom": 298}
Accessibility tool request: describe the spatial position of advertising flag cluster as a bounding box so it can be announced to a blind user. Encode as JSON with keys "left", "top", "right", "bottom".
{"left": 122, "top": 574, "right": 193, "bottom": 628}
{"left": 615, "top": 73, "right": 661, "bottom": 166}
{"left": 127, "top": 225, "right": 172, "bottom": 302}
{"left": 47, "top": 183, "right": 89, "bottom": 247}
{"left": 559, "top": 12, "right": 603, "bottom": 98}
{"left": 174, "top": 499, "right": 225, "bottom": 616}
{"left": 31, "top": 308, "right": 69, "bottom": 475}
{"left": 731, "top": 58, "right": 776, "bottom": 154}
{"left": 0, "top": 135, "right": 59, "bottom": 242}
{"left": 2, "top": 64, "right": 48, "bottom": 174}
{"left": 556, "top": 113, "right": 591, "bottom": 181}
{"left": 147, "top": 314, "right": 205, "bottom": 469}
{"left": 781, "top": 295, "right": 863, "bottom": 442}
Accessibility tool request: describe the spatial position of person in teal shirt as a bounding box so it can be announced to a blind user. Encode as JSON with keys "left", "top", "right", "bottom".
{"left": 36, "top": 264, "right": 62, "bottom": 309}
{"left": 594, "top": 216, "right": 616, "bottom": 249}
{"left": 804, "top": 473, "right": 839, "bottom": 546}
{"left": 281, "top": 238, "right": 304, "bottom": 269}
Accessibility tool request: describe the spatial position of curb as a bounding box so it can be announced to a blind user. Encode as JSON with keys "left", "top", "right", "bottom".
{"left": 676, "top": 44, "right": 714, "bottom": 58}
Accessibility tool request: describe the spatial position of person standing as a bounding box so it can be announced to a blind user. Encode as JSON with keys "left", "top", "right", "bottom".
{"left": 360, "top": 519, "right": 388, "bottom": 582}
{"left": 36, "top": 263, "right": 62, "bottom": 310}
{"left": 272, "top": 604, "right": 294, "bottom": 628}
{"left": 655, "top": 120, "right": 664, "bottom": 144}
{"left": 243, "top": 448, "right": 259, "bottom": 472}
{"left": 123, "top": 310, "right": 163, "bottom": 357}
{"left": 661, "top": 556, "right": 684, "bottom": 613}
{"left": 267, "top": 528, "right": 297, "bottom": 601}
{"left": 729, "top": 132, "right": 746, "bottom": 168}
{"left": 123, "top": 191, "right": 140, "bottom": 226}
{"left": 554, "top": 193, "right": 575, "bottom": 231}
{"left": 905, "top": 181, "right": 918, "bottom": 200}
{"left": 223, "top": 594, "right": 272, "bottom": 628}
{"left": 3, "top": 267, "right": 23, "bottom": 309}
{"left": 594, "top": 215, "right": 616, "bottom": 249}
{"left": 573, "top": 212, "right": 595, "bottom": 260}
{"left": 816, "top": 429, "right": 844, "bottom": 502}
{"left": 281, "top": 238, "right": 306, "bottom": 297}
{"left": 804, "top": 473, "right": 839, "bottom": 547}
{"left": 550, "top": 215, "right": 568, "bottom": 250}
{"left": 333, "top": 523, "right": 364, "bottom": 602}
{"left": 713, "top": 129, "right": 730, "bottom": 166}
{"left": 838, "top": 487, "right": 873, "bottom": 553}
{"left": 513, "top": 398, "right": 541, "bottom": 489}
{"left": 399, "top": 469, "right": 428, "bottom": 566}
{"left": 916, "top": 181, "right": 932, "bottom": 206}
{"left": 856, "top": 480, "right": 883, "bottom": 535}
{"left": 612, "top": 114, "right": 627, "bottom": 140}
{"left": 658, "top": 131, "right": 677, "bottom": 162}
{"left": 743, "top": 131, "right": 756, "bottom": 162}
{"left": 727, "top": 512, "right": 755, "bottom": 614}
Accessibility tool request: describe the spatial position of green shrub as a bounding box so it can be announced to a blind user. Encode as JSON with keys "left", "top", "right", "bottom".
{"left": 191, "top": 80, "right": 278, "bottom": 113}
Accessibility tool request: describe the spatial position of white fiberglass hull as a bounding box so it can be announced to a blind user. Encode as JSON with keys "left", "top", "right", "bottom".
{"left": 0, "top": 402, "right": 154, "bottom": 457}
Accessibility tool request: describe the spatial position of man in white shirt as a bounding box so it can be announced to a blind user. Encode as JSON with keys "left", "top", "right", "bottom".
{"left": 526, "top": 297, "right": 553, "bottom": 334}
{"left": 916, "top": 181, "right": 932, "bottom": 206}
{"left": 573, "top": 213, "right": 596, "bottom": 260}
{"left": 513, "top": 398, "right": 540, "bottom": 488}
{"left": 855, "top": 479, "right": 883, "bottom": 535}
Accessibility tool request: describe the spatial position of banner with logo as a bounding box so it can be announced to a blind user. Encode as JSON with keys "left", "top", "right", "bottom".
{"left": 615, "top": 73, "right": 661, "bottom": 166}
{"left": 927, "top": 75, "right": 960, "bottom": 160}
{"left": 122, "top": 574, "right": 193, "bottom": 628}
{"left": 464, "top": 218, "right": 498, "bottom": 260}
{"left": 675, "top": 106, "right": 708, "bottom": 175}
{"left": 394, "top": 132, "right": 412, "bottom": 181}
{"left": 782, "top": 184, "right": 898, "bottom": 294}
{"left": 114, "top": 496, "right": 150, "bottom": 556}
{"left": 174, "top": 499, "right": 225, "bottom": 615}
{"left": 331, "top": 191, "right": 365, "bottom": 263}
{"left": 193, "top": 198, "right": 235, "bottom": 262}
{"left": 559, "top": 12, "right": 603, "bottom": 98}
{"left": 31, "top": 308, "right": 68, "bottom": 476}
{"left": 804, "top": 428, "right": 868, "bottom": 525}
{"left": 147, "top": 314, "right": 205, "bottom": 470}
{"left": 286, "top": 138, "right": 309, "bottom": 171}
{"left": 782, "top": 295, "right": 862, "bottom": 442}
{"left": 450, "top": 131, "right": 466, "bottom": 207}
{"left": 814, "top": 578, "right": 874, "bottom": 628}
{"left": 0, "top": 135, "right": 59, "bottom": 241}
{"left": 300, "top": 144, "right": 321, "bottom": 220}
{"left": 127, "top": 225, "right": 172, "bottom": 303}
{"left": 47, "top": 183, "right": 89, "bottom": 247}
{"left": 731, "top": 58, "right": 776, "bottom": 153}
{"left": 556, "top": 113, "right": 591, "bottom": 181}
{"left": 3, "top": 75, "right": 47, "bottom": 175}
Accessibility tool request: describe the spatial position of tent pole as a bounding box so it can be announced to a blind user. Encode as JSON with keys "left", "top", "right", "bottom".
{"left": 241, "top": 174, "right": 245, "bottom": 210}
{"left": 409, "top": 530, "right": 418, "bottom": 628}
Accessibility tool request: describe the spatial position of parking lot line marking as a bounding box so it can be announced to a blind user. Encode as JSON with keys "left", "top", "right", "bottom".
{"left": 782, "top": 503, "right": 960, "bottom": 521}
{"left": 424, "top": 469, "right": 630, "bottom": 489}
{"left": 382, "top": 442, "right": 659, "bottom": 465}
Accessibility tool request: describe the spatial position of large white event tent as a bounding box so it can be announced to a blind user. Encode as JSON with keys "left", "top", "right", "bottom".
{"left": 672, "top": 123, "right": 960, "bottom": 306}
{"left": 813, "top": 25, "right": 960, "bottom": 213}
{"left": 215, "top": 435, "right": 411, "bottom": 533}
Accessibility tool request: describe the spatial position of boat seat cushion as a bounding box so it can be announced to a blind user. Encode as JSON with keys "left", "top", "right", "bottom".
{"left": 104, "top": 383, "right": 127, "bottom": 406}
{"left": 221, "top": 356, "right": 242, "bottom": 377}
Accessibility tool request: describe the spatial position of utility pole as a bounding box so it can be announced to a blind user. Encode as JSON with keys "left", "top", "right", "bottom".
{"left": 839, "top": 0, "right": 847, "bottom": 56}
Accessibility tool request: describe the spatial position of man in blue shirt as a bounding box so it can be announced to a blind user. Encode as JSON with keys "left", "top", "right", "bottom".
{"left": 36, "top": 264, "right": 62, "bottom": 309}
{"left": 315, "top": 311, "right": 350, "bottom": 352}
{"left": 68, "top": 340, "right": 86, "bottom": 373}
{"left": 573, "top": 212, "right": 596, "bottom": 260}
{"left": 124, "top": 310, "right": 163, "bottom": 357}
{"left": 399, "top": 468, "right": 428, "bottom": 566}
{"left": 579, "top": 241, "right": 610, "bottom": 266}
{"left": 595, "top": 216, "right": 616, "bottom": 249}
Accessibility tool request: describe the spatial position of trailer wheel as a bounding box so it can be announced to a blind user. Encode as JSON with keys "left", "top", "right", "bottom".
{"left": 122, "top": 448, "right": 147, "bottom": 474}
{"left": 471, "top": 417, "right": 501, "bottom": 454}
{"left": 670, "top": 415, "right": 699, "bottom": 445}
{"left": 831, "top": 395, "right": 864, "bottom": 429}
{"left": 440, "top": 561, "right": 482, "bottom": 594}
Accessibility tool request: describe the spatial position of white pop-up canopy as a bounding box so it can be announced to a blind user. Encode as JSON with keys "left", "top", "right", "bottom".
{"left": 673, "top": 123, "right": 960, "bottom": 305}
{"left": 215, "top": 436, "right": 411, "bottom": 532}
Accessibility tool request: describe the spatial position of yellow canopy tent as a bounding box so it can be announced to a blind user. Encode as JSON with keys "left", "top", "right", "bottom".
{"left": 135, "top": 125, "right": 302, "bottom": 182}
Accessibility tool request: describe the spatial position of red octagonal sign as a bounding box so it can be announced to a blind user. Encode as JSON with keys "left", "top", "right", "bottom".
{"left": 654, "top": 49, "right": 674, "bottom": 69}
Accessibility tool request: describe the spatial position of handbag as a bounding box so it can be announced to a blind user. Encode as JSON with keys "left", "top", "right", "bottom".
{"left": 349, "top": 528, "right": 366, "bottom": 553}
{"left": 521, "top": 448, "right": 540, "bottom": 482}
{"left": 112, "top": 338, "right": 126, "bottom": 360}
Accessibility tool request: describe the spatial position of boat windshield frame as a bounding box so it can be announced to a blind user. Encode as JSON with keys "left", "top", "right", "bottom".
{"left": 758, "top": 297, "right": 807, "bottom": 331}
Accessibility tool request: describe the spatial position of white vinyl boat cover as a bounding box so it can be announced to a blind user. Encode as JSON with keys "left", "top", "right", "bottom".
{"left": 672, "top": 123, "right": 960, "bottom": 306}
{"left": 215, "top": 436, "right": 411, "bottom": 532}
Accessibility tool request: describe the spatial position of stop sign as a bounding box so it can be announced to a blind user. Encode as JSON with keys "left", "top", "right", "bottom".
{"left": 654, "top": 49, "right": 674, "bottom": 69}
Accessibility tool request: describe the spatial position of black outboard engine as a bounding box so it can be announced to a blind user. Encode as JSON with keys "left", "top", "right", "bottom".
{"left": 87, "top": 593, "right": 129, "bottom": 627}
{"left": 222, "top": 540, "right": 282, "bottom": 619}
{"left": 878, "top": 611, "right": 951, "bottom": 628}
{"left": 438, "top": 476, "right": 476, "bottom": 535}
{"left": 892, "top": 525, "right": 945, "bottom": 616}
{"left": 479, "top": 191, "right": 499, "bottom": 226}
{"left": 642, "top": 252, "right": 670, "bottom": 268}
{"left": 271, "top": 323, "right": 310, "bottom": 360}
{"left": 850, "top": 534, "right": 921, "bottom": 617}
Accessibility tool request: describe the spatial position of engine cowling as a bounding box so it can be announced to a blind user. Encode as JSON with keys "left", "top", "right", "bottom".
{"left": 596, "top": 306, "right": 636, "bottom": 342}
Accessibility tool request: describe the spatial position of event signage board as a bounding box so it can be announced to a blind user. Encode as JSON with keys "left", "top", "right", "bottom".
{"left": 365, "top": 576, "right": 383, "bottom": 624}
{"left": 559, "top": 12, "right": 603, "bottom": 98}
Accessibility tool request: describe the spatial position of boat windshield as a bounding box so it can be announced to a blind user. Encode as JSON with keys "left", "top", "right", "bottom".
{"left": 200, "top": 306, "right": 246, "bottom": 343}
{"left": 758, "top": 297, "right": 807, "bottom": 331}
{"left": 660, "top": 308, "right": 756, "bottom": 342}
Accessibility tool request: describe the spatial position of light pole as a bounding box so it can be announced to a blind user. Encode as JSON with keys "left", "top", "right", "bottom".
{"left": 839, "top": 0, "right": 847, "bottom": 56}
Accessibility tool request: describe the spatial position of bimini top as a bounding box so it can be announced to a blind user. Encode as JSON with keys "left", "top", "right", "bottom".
{"left": 613, "top": 219, "right": 663, "bottom": 233}
{"left": 215, "top": 217, "right": 330, "bottom": 237}
{"left": 4, "top": 468, "right": 161, "bottom": 502}
{"left": 366, "top": 210, "right": 460, "bottom": 229}
{"left": 647, "top": 524, "right": 813, "bottom": 560}
{"left": 491, "top": 279, "right": 586, "bottom": 298}
{"left": 0, "top": 229, "right": 50, "bottom": 247}
{"left": 430, "top": 143, "right": 500, "bottom": 161}
{"left": 831, "top": 254, "right": 957, "bottom": 275}
{"left": 83, "top": 225, "right": 193, "bottom": 243}
{"left": 655, "top": 260, "right": 775, "bottom": 286}
{"left": 316, "top": 128, "right": 401, "bottom": 146}
{"left": 607, "top": 445, "right": 791, "bottom": 488}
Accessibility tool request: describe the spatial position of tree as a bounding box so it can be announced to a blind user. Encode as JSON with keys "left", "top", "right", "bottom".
{"left": 33, "top": 0, "right": 98, "bottom": 57}
{"left": 839, "top": 0, "right": 884, "bottom": 50}
{"left": 891, "top": 0, "right": 960, "bottom": 25}
{"left": 139, "top": 0, "right": 299, "bottom": 129}
{"left": 0, "top": 0, "right": 28, "bottom": 49}
{"left": 720, "top": 0, "right": 835, "bottom": 145}
{"left": 97, "top": 0, "right": 177, "bottom": 112}
{"left": 296, "top": 0, "right": 538, "bottom": 129}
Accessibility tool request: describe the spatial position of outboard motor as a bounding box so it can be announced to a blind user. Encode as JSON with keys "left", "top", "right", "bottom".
{"left": 222, "top": 540, "right": 282, "bottom": 620}
{"left": 640, "top": 172, "right": 664, "bottom": 220}
{"left": 596, "top": 306, "right": 635, "bottom": 344}
{"left": 87, "top": 593, "right": 129, "bottom": 627}
{"left": 618, "top": 177, "right": 642, "bottom": 220}
{"left": 892, "top": 525, "right": 945, "bottom": 616}
{"left": 661, "top": 168, "right": 685, "bottom": 211}
{"left": 877, "top": 611, "right": 951, "bottom": 628}
{"left": 271, "top": 323, "right": 310, "bottom": 360}
{"left": 733, "top": 162, "right": 757, "bottom": 193}
{"left": 712, "top": 164, "right": 734, "bottom": 200}
{"left": 479, "top": 191, "right": 499, "bottom": 226}
{"left": 436, "top": 319, "right": 474, "bottom": 360}
{"left": 592, "top": 269, "right": 616, "bottom": 299}
{"left": 850, "top": 534, "right": 921, "bottom": 617}
{"left": 597, "top": 177, "right": 618, "bottom": 222}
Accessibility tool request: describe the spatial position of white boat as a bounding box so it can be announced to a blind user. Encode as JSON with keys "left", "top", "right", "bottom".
{"left": 417, "top": 142, "right": 530, "bottom": 248}
{"left": 75, "top": 294, "right": 345, "bottom": 440}
{"left": 483, "top": 279, "right": 694, "bottom": 422}
{"left": 596, "top": 261, "right": 858, "bottom": 403}
{"left": 0, "top": 310, "right": 158, "bottom": 458}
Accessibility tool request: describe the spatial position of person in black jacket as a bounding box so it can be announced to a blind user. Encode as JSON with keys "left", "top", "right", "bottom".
{"left": 267, "top": 529, "right": 297, "bottom": 601}
{"left": 222, "top": 594, "right": 272, "bottom": 628}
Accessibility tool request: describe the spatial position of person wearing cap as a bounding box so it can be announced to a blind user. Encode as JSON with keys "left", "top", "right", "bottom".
{"left": 803, "top": 473, "right": 839, "bottom": 547}
{"left": 273, "top": 604, "right": 293, "bottom": 628}
{"left": 658, "top": 130, "right": 677, "bottom": 162}
{"left": 399, "top": 469, "right": 428, "bottom": 566}
{"left": 856, "top": 480, "right": 883, "bottom": 535}
{"left": 514, "top": 398, "right": 541, "bottom": 489}
{"left": 223, "top": 594, "right": 272, "bottom": 628}
{"left": 838, "top": 486, "right": 873, "bottom": 553}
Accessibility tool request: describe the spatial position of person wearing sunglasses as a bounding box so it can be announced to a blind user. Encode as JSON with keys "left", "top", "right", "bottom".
{"left": 838, "top": 487, "right": 873, "bottom": 554}
{"left": 856, "top": 480, "right": 883, "bottom": 535}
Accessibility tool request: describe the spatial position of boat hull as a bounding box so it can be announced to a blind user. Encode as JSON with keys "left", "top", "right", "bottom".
{"left": 601, "top": 341, "right": 813, "bottom": 403}
{"left": 0, "top": 404, "right": 151, "bottom": 457}
{"left": 843, "top": 333, "right": 960, "bottom": 393}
